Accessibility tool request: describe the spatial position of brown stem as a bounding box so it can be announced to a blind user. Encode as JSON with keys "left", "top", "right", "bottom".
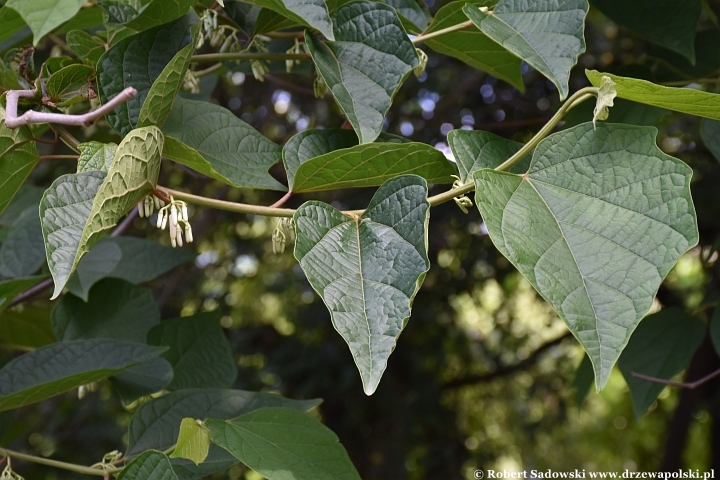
{"left": 270, "top": 191, "right": 293, "bottom": 208}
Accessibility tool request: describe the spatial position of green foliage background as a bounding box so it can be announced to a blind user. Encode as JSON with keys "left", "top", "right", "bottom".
{"left": 0, "top": 0, "right": 720, "bottom": 478}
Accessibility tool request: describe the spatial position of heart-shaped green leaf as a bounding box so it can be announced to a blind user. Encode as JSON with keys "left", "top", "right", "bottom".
{"left": 118, "top": 450, "right": 178, "bottom": 480}
{"left": 447, "top": 129, "right": 530, "bottom": 182}
{"left": 5, "top": 0, "right": 85, "bottom": 45}
{"left": 171, "top": 418, "right": 211, "bottom": 466}
{"left": 241, "top": 0, "right": 334, "bottom": 39}
{"left": 291, "top": 141, "right": 456, "bottom": 193}
{"left": 41, "top": 127, "right": 163, "bottom": 299}
{"left": 0, "top": 339, "right": 165, "bottom": 411}
{"left": 423, "top": 0, "right": 523, "bottom": 90}
{"left": 306, "top": 1, "right": 419, "bottom": 144}
{"left": 587, "top": 70, "right": 720, "bottom": 121}
{"left": 77, "top": 141, "right": 117, "bottom": 173}
{"left": 127, "top": 389, "right": 322, "bottom": 455}
{"left": 97, "top": 13, "right": 197, "bottom": 136}
{"left": 162, "top": 98, "right": 285, "bottom": 191}
{"left": 283, "top": 128, "right": 359, "bottom": 187}
{"left": 618, "top": 308, "right": 705, "bottom": 418}
{"left": 147, "top": 311, "right": 237, "bottom": 390}
{"left": 463, "top": 0, "right": 588, "bottom": 100}
{"left": 206, "top": 408, "right": 361, "bottom": 480}
{"left": 473, "top": 122, "right": 698, "bottom": 389}
{"left": 294, "top": 175, "right": 430, "bottom": 395}
{"left": 591, "top": 0, "right": 700, "bottom": 63}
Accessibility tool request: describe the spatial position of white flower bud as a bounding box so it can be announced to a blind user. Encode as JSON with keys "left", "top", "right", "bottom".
{"left": 169, "top": 220, "right": 177, "bottom": 239}
{"left": 181, "top": 204, "right": 188, "bottom": 221}
{"left": 170, "top": 205, "right": 178, "bottom": 226}
{"left": 144, "top": 198, "right": 152, "bottom": 218}
{"left": 185, "top": 224, "right": 193, "bottom": 243}
{"left": 171, "top": 236, "right": 177, "bottom": 248}
{"left": 176, "top": 229, "right": 184, "bottom": 247}
{"left": 138, "top": 203, "right": 144, "bottom": 217}
{"left": 156, "top": 211, "right": 164, "bottom": 229}
{"left": 161, "top": 212, "right": 168, "bottom": 230}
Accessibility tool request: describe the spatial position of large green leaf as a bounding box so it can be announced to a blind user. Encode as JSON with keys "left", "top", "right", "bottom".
{"left": 447, "top": 129, "right": 530, "bottom": 182}
{"left": 0, "top": 276, "right": 47, "bottom": 312}
{"left": 65, "top": 237, "right": 194, "bottom": 301}
{"left": 422, "top": 0, "right": 522, "bottom": 90}
{"left": 118, "top": 450, "right": 178, "bottom": 480}
{"left": 42, "top": 127, "right": 163, "bottom": 299}
{"left": 40, "top": 171, "right": 106, "bottom": 299}
{"left": 242, "top": 0, "right": 334, "bottom": 39}
{"left": 306, "top": 1, "right": 419, "bottom": 144}
{"left": 291, "top": 141, "right": 456, "bottom": 193}
{"left": 162, "top": 98, "right": 285, "bottom": 191}
{"left": 0, "top": 107, "right": 39, "bottom": 217}
{"left": 76, "top": 141, "right": 117, "bottom": 174}
{"left": 586, "top": 70, "right": 720, "bottom": 121}
{"left": 97, "top": 13, "right": 197, "bottom": 136}
{"left": 5, "top": 0, "right": 85, "bottom": 45}
{"left": 52, "top": 278, "right": 160, "bottom": 343}
{"left": 463, "top": 0, "right": 588, "bottom": 100}
{"left": 294, "top": 175, "right": 430, "bottom": 394}
{"left": 0, "top": 305, "right": 55, "bottom": 349}
{"left": 170, "top": 446, "right": 238, "bottom": 480}
{"left": 473, "top": 122, "right": 698, "bottom": 389}
{"left": 127, "top": 389, "right": 322, "bottom": 455}
{"left": 0, "top": 206, "right": 45, "bottom": 278}
{"left": 206, "top": 407, "right": 361, "bottom": 480}
{"left": 0, "top": 339, "right": 165, "bottom": 412}
{"left": 701, "top": 119, "right": 720, "bottom": 163}
{"left": 147, "top": 311, "right": 237, "bottom": 390}
{"left": 618, "top": 308, "right": 705, "bottom": 417}
{"left": 591, "top": 0, "right": 700, "bottom": 63}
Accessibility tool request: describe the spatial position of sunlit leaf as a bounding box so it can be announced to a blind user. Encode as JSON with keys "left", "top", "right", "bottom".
{"left": 586, "top": 70, "right": 720, "bottom": 120}
{"left": 171, "top": 418, "right": 210, "bottom": 466}
{"left": 5, "top": 0, "right": 85, "bottom": 45}
{"left": 473, "top": 122, "right": 698, "bottom": 389}
{"left": 76, "top": 141, "right": 117, "bottom": 174}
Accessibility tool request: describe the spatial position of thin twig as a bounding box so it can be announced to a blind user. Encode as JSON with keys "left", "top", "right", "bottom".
{"left": 0, "top": 448, "right": 122, "bottom": 477}
{"left": 412, "top": 20, "right": 474, "bottom": 44}
{"left": 5, "top": 87, "right": 137, "bottom": 129}
{"left": 270, "top": 191, "right": 293, "bottom": 208}
{"left": 631, "top": 367, "right": 720, "bottom": 389}
{"left": 191, "top": 52, "right": 309, "bottom": 62}
{"left": 39, "top": 155, "right": 79, "bottom": 161}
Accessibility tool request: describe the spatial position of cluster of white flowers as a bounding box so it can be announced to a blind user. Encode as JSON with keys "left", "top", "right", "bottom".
{"left": 197, "top": 9, "right": 241, "bottom": 52}
{"left": 272, "top": 218, "right": 295, "bottom": 254}
{"left": 138, "top": 195, "right": 194, "bottom": 248}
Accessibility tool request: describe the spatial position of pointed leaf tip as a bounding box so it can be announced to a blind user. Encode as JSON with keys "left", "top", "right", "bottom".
{"left": 294, "top": 175, "right": 430, "bottom": 394}
{"left": 473, "top": 122, "right": 698, "bottom": 390}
